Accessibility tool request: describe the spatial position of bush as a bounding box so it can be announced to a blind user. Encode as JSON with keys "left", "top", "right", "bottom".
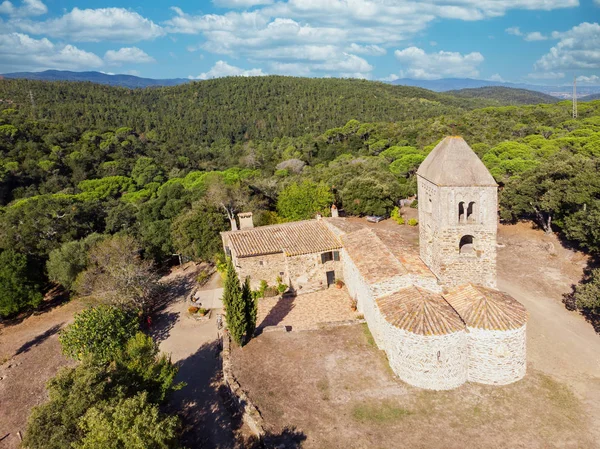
{"left": 390, "top": 206, "right": 405, "bottom": 225}
{"left": 196, "top": 269, "right": 212, "bottom": 286}
{"left": 0, "top": 249, "right": 43, "bottom": 318}
{"left": 198, "top": 307, "right": 208, "bottom": 316}
{"left": 410, "top": 200, "right": 418, "bottom": 209}
{"left": 188, "top": 306, "right": 199, "bottom": 314}
{"left": 277, "top": 283, "right": 288, "bottom": 294}
{"left": 407, "top": 218, "right": 419, "bottom": 226}
{"left": 59, "top": 306, "right": 139, "bottom": 363}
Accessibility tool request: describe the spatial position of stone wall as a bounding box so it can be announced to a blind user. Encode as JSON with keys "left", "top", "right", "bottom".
{"left": 235, "top": 252, "right": 287, "bottom": 290}
{"left": 341, "top": 249, "right": 468, "bottom": 390}
{"left": 467, "top": 325, "right": 527, "bottom": 385}
{"left": 384, "top": 324, "right": 468, "bottom": 390}
{"left": 286, "top": 253, "right": 343, "bottom": 295}
{"left": 417, "top": 176, "right": 498, "bottom": 288}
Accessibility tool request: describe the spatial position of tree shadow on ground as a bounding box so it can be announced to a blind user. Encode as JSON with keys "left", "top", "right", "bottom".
{"left": 14, "top": 323, "right": 65, "bottom": 356}
{"left": 243, "top": 427, "right": 307, "bottom": 449}
{"left": 168, "top": 340, "right": 240, "bottom": 449}
{"left": 150, "top": 311, "right": 180, "bottom": 343}
{"left": 256, "top": 296, "right": 296, "bottom": 334}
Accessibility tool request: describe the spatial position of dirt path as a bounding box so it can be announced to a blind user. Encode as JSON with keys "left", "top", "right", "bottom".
{"left": 156, "top": 270, "right": 241, "bottom": 449}
{"left": 0, "top": 300, "right": 85, "bottom": 448}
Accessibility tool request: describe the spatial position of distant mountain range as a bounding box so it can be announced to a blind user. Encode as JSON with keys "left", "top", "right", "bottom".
{"left": 392, "top": 78, "right": 600, "bottom": 99}
{"left": 0, "top": 70, "right": 189, "bottom": 89}
{"left": 447, "top": 86, "right": 559, "bottom": 105}
{"left": 1, "top": 70, "right": 600, "bottom": 99}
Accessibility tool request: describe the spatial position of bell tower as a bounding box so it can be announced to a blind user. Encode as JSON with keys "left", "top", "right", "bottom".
{"left": 417, "top": 136, "right": 498, "bottom": 288}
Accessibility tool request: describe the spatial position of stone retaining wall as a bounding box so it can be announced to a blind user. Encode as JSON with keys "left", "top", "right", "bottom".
{"left": 467, "top": 325, "right": 527, "bottom": 385}
{"left": 221, "top": 332, "right": 266, "bottom": 439}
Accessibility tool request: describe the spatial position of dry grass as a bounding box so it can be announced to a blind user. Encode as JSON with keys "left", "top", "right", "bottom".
{"left": 231, "top": 324, "right": 594, "bottom": 449}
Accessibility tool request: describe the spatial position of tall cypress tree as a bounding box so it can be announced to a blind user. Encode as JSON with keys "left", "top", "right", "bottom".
{"left": 242, "top": 277, "right": 257, "bottom": 344}
{"left": 223, "top": 259, "right": 246, "bottom": 346}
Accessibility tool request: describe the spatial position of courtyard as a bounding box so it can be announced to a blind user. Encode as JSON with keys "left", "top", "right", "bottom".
{"left": 257, "top": 287, "right": 359, "bottom": 331}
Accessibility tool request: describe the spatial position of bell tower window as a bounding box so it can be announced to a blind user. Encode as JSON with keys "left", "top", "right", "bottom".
{"left": 467, "top": 202, "right": 476, "bottom": 223}
{"left": 459, "top": 235, "right": 475, "bottom": 255}
{"left": 458, "top": 202, "right": 465, "bottom": 223}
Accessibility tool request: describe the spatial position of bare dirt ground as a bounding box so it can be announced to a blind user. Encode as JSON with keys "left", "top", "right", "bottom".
{"left": 231, "top": 219, "right": 600, "bottom": 449}
{"left": 0, "top": 299, "right": 85, "bottom": 447}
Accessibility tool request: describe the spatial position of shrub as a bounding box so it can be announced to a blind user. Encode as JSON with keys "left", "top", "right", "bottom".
{"left": 410, "top": 200, "right": 418, "bottom": 209}
{"left": 59, "top": 306, "right": 138, "bottom": 364}
{"left": 277, "top": 283, "right": 288, "bottom": 294}
{"left": 390, "top": 206, "right": 405, "bottom": 225}
{"left": 198, "top": 308, "right": 208, "bottom": 316}
{"left": 188, "top": 306, "right": 199, "bottom": 314}
{"left": 407, "top": 218, "right": 419, "bottom": 226}
{"left": 196, "top": 269, "right": 211, "bottom": 286}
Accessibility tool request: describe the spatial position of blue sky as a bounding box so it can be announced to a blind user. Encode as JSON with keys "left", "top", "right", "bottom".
{"left": 0, "top": 0, "right": 598, "bottom": 84}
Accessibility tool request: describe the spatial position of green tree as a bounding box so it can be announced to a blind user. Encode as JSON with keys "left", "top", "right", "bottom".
{"left": 75, "top": 392, "right": 180, "bottom": 449}
{"left": 171, "top": 206, "right": 228, "bottom": 261}
{"left": 0, "top": 249, "right": 43, "bottom": 317}
{"left": 341, "top": 175, "right": 401, "bottom": 216}
{"left": 131, "top": 157, "right": 165, "bottom": 187}
{"left": 75, "top": 235, "right": 160, "bottom": 313}
{"left": 46, "top": 233, "right": 105, "bottom": 290}
{"left": 222, "top": 259, "right": 246, "bottom": 346}
{"left": 59, "top": 306, "right": 139, "bottom": 363}
{"left": 242, "top": 277, "right": 257, "bottom": 342}
{"left": 571, "top": 268, "right": 600, "bottom": 313}
{"left": 277, "top": 180, "right": 334, "bottom": 221}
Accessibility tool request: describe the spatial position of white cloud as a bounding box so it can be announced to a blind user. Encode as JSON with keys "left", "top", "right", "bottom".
{"left": 126, "top": 69, "right": 140, "bottom": 76}
{"left": 381, "top": 73, "right": 399, "bottom": 82}
{"left": 524, "top": 31, "right": 547, "bottom": 41}
{"left": 535, "top": 22, "right": 600, "bottom": 70}
{"left": 526, "top": 71, "right": 565, "bottom": 79}
{"left": 212, "top": 0, "right": 273, "bottom": 7}
{"left": 13, "top": 7, "right": 164, "bottom": 42}
{"left": 346, "top": 43, "right": 386, "bottom": 56}
{"left": 189, "top": 60, "right": 267, "bottom": 79}
{"left": 393, "top": 46, "right": 484, "bottom": 79}
{"left": 576, "top": 74, "right": 600, "bottom": 84}
{"left": 488, "top": 73, "right": 505, "bottom": 82}
{"left": 0, "top": 0, "right": 46, "bottom": 17}
{"left": 104, "top": 47, "right": 155, "bottom": 65}
{"left": 505, "top": 26, "right": 522, "bottom": 36}
{"left": 507, "top": 27, "right": 548, "bottom": 41}
{"left": 0, "top": 32, "right": 103, "bottom": 72}
{"left": 165, "top": 1, "right": 577, "bottom": 78}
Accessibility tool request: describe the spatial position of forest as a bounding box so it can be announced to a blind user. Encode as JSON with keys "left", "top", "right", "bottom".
{"left": 1, "top": 76, "right": 600, "bottom": 326}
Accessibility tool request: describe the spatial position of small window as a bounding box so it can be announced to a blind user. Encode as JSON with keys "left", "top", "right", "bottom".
{"left": 459, "top": 235, "right": 475, "bottom": 255}
{"left": 279, "top": 271, "right": 284, "bottom": 276}
{"left": 225, "top": 246, "right": 231, "bottom": 257}
{"left": 333, "top": 251, "right": 340, "bottom": 261}
{"left": 259, "top": 260, "right": 264, "bottom": 266}
{"left": 458, "top": 202, "right": 465, "bottom": 223}
{"left": 321, "top": 251, "right": 334, "bottom": 263}
{"left": 467, "top": 202, "right": 476, "bottom": 222}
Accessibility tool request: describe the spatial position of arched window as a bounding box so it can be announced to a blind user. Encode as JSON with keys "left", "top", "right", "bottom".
{"left": 459, "top": 235, "right": 475, "bottom": 255}
{"left": 458, "top": 202, "right": 465, "bottom": 223}
{"left": 467, "top": 202, "right": 476, "bottom": 223}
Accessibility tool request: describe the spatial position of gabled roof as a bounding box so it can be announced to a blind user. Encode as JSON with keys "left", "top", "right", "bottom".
{"left": 444, "top": 284, "right": 528, "bottom": 331}
{"left": 340, "top": 228, "right": 436, "bottom": 285}
{"left": 376, "top": 286, "right": 466, "bottom": 336}
{"left": 222, "top": 219, "right": 341, "bottom": 258}
{"left": 416, "top": 136, "right": 497, "bottom": 187}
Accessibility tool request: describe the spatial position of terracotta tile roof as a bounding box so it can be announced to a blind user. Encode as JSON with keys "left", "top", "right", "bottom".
{"left": 341, "top": 228, "right": 436, "bottom": 285}
{"left": 323, "top": 217, "right": 368, "bottom": 235}
{"left": 444, "top": 284, "right": 528, "bottom": 331}
{"left": 376, "top": 286, "right": 466, "bottom": 336}
{"left": 223, "top": 220, "right": 342, "bottom": 258}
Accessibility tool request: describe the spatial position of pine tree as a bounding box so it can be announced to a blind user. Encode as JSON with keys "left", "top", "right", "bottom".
{"left": 243, "top": 277, "right": 258, "bottom": 343}
{"left": 223, "top": 259, "right": 246, "bottom": 346}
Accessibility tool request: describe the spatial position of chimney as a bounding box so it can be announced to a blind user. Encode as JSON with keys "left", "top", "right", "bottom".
{"left": 331, "top": 204, "right": 339, "bottom": 218}
{"left": 238, "top": 212, "right": 254, "bottom": 229}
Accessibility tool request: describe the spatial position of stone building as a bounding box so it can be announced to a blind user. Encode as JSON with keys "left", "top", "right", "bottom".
{"left": 417, "top": 136, "right": 498, "bottom": 288}
{"left": 221, "top": 136, "right": 528, "bottom": 390}
{"left": 221, "top": 219, "right": 343, "bottom": 294}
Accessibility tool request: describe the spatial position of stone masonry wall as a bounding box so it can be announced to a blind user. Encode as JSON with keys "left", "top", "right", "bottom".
{"left": 286, "top": 253, "right": 343, "bottom": 295}
{"left": 341, "top": 249, "right": 468, "bottom": 389}
{"left": 384, "top": 324, "right": 468, "bottom": 390}
{"left": 467, "top": 326, "right": 527, "bottom": 385}
{"left": 236, "top": 253, "right": 287, "bottom": 291}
